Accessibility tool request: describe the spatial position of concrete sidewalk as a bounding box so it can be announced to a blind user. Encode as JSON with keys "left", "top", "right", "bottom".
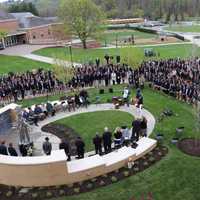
{"left": 23, "top": 54, "right": 81, "bottom": 66}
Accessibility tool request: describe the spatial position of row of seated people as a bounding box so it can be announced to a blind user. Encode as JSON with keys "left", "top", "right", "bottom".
{"left": 22, "top": 90, "right": 89, "bottom": 125}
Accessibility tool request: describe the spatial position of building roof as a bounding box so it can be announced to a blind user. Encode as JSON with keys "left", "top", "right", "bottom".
{"left": 0, "top": 9, "right": 15, "bottom": 20}
{"left": 10, "top": 12, "right": 58, "bottom": 28}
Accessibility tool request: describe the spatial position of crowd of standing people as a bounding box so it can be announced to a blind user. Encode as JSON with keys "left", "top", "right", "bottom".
{"left": 0, "top": 69, "right": 64, "bottom": 104}
{"left": 1, "top": 56, "right": 199, "bottom": 105}
{"left": 141, "top": 58, "right": 200, "bottom": 104}
{"left": 42, "top": 115, "right": 147, "bottom": 160}
{"left": 1, "top": 55, "right": 200, "bottom": 158}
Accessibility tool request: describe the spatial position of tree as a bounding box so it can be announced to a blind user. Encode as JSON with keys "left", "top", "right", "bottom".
{"left": 59, "top": 0, "right": 105, "bottom": 49}
{"left": 52, "top": 57, "right": 75, "bottom": 83}
{"left": 0, "top": 29, "right": 7, "bottom": 48}
{"left": 120, "top": 46, "right": 143, "bottom": 68}
{"left": 8, "top": 2, "right": 39, "bottom": 16}
{"left": 35, "top": 0, "right": 59, "bottom": 17}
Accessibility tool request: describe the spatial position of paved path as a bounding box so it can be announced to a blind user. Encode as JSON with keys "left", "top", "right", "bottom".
{"left": 29, "top": 103, "right": 156, "bottom": 156}
{"left": 0, "top": 44, "right": 56, "bottom": 56}
{"left": 23, "top": 54, "right": 81, "bottom": 66}
{"left": 98, "top": 42, "right": 192, "bottom": 49}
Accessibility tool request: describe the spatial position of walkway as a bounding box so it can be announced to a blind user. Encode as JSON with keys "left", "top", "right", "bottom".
{"left": 98, "top": 41, "right": 191, "bottom": 49}
{"left": 29, "top": 103, "right": 156, "bottom": 156}
{"left": 0, "top": 44, "right": 55, "bottom": 56}
{"left": 23, "top": 54, "right": 81, "bottom": 66}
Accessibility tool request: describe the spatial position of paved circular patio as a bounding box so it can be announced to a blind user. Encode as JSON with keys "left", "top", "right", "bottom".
{"left": 31, "top": 103, "right": 156, "bottom": 156}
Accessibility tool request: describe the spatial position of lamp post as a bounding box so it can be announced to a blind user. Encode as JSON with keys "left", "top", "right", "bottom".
{"left": 69, "top": 44, "right": 73, "bottom": 67}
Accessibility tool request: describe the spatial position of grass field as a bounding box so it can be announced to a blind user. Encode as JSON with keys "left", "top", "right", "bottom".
{"left": 165, "top": 24, "right": 200, "bottom": 32}
{"left": 17, "top": 85, "right": 200, "bottom": 200}
{"left": 54, "top": 110, "right": 133, "bottom": 151}
{"left": 0, "top": 55, "right": 51, "bottom": 74}
{"left": 34, "top": 44, "right": 197, "bottom": 65}
{"left": 101, "top": 29, "right": 156, "bottom": 44}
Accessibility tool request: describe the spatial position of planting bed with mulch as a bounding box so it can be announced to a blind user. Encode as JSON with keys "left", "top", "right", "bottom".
{"left": 178, "top": 138, "right": 200, "bottom": 157}
{"left": 0, "top": 145, "right": 168, "bottom": 200}
{"left": 42, "top": 123, "right": 79, "bottom": 156}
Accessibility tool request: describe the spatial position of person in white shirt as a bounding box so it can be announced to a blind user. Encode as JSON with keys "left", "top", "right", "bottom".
{"left": 111, "top": 71, "right": 116, "bottom": 85}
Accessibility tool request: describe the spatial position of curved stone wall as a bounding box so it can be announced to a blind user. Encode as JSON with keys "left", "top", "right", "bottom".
{"left": 0, "top": 103, "right": 157, "bottom": 187}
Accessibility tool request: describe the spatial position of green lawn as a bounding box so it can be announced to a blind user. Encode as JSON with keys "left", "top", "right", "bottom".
{"left": 0, "top": 54, "right": 51, "bottom": 74}
{"left": 19, "top": 84, "right": 125, "bottom": 108}
{"left": 165, "top": 24, "right": 200, "bottom": 32}
{"left": 17, "top": 85, "right": 200, "bottom": 200}
{"left": 44, "top": 86, "right": 199, "bottom": 200}
{"left": 54, "top": 110, "right": 133, "bottom": 151}
{"left": 34, "top": 44, "right": 197, "bottom": 65}
{"left": 101, "top": 29, "right": 156, "bottom": 44}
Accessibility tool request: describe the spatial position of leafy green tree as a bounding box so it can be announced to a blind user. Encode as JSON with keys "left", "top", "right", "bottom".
{"left": 59, "top": 0, "right": 105, "bottom": 49}
{"left": 120, "top": 46, "right": 143, "bottom": 68}
{"left": 0, "top": 29, "right": 7, "bottom": 48}
{"left": 52, "top": 57, "right": 75, "bottom": 83}
{"left": 8, "top": 2, "right": 39, "bottom": 16}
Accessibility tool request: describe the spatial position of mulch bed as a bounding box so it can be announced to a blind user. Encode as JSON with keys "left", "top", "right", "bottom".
{"left": 178, "top": 138, "right": 200, "bottom": 157}
{"left": 0, "top": 145, "right": 168, "bottom": 200}
{"left": 41, "top": 123, "right": 79, "bottom": 156}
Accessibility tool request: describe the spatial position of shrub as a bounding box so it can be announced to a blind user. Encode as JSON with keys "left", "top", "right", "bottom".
{"left": 99, "top": 180, "right": 105, "bottom": 186}
{"left": 162, "top": 147, "right": 167, "bottom": 151}
{"left": 86, "top": 183, "right": 93, "bottom": 189}
{"left": 6, "top": 191, "right": 13, "bottom": 197}
{"left": 59, "top": 190, "right": 65, "bottom": 196}
{"left": 102, "top": 174, "right": 108, "bottom": 178}
{"left": 74, "top": 188, "right": 80, "bottom": 193}
{"left": 55, "top": 185, "right": 61, "bottom": 189}
{"left": 68, "top": 184, "right": 73, "bottom": 188}
{"left": 46, "top": 191, "right": 53, "bottom": 197}
{"left": 134, "top": 160, "right": 139, "bottom": 165}
{"left": 149, "top": 157, "right": 155, "bottom": 162}
{"left": 148, "top": 151, "right": 153, "bottom": 156}
{"left": 79, "top": 181, "right": 83, "bottom": 186}
{"left": 91, "top": 178, "right": 97, "bottom": 183}
{"left": 134, "top": 167, "right": 139, "bottom": 172}
{"left": 31, "top": 193, "right": 38, "bottom": 198}
{"left": 111, "top": 176, "right": 118, "bottom": 183}
{"left": 123, "top": 171, "right": 130, "bottom": 177}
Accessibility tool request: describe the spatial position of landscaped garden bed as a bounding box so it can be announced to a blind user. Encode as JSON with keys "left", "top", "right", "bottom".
{"left": 178, "top": 138, "right": 200, "bottom": 157}
{"left": 0, "top": 145, "right": 168, "bottom": 200}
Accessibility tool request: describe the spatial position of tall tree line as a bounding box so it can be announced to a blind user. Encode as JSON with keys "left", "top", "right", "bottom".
{"left": 2, "top": 0, "right": 200, "bottom": 21}
{"left": 94, "top": 0, "right": 200, "bottom": 21}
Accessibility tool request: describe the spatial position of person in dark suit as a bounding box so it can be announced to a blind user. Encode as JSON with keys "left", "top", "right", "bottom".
{"left": 102, "top": 127, "right": 112, "bottom": 154}
{"left": 59, "top": 139, "right": 71, "bottom": 161}
{"left": 95, "top": 58, "right": 100, "bottom": 67}
{"left": 93, "top": 133, "right": 102, "bottom": 155}
{"left": 0, "top": 141, "right": 8, "bottom": 155}
{"left": 19, "top": 144, "right": 27, "bottom": 157}
{"left": 42, "top": 137, "right": 52, "bottom": 156}
{"left": 8, "top": 143, "right": 18, "bottom": 156}
{"left": 75, "top": 137, "right": 85, "bottom": 159}
{"left": 131, "top": 118, "right": 141, "bottom": 142}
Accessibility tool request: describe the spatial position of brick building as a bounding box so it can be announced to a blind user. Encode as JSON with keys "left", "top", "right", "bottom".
{"left": 0, "top": 10, "right": 67, "bottom": 49}
{"left": 0, "top": 10, "right": 27, "bottom": 49}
